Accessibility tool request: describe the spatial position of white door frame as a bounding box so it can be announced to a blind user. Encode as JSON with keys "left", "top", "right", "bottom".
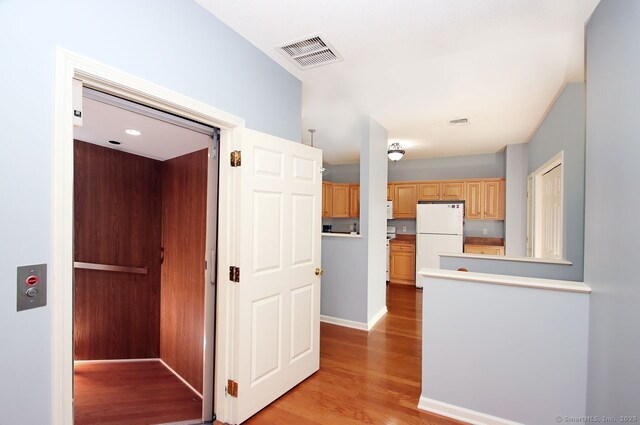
{"left": 51, "top": 48, "right": 243, "bottom": 424}
{"left": 532, "top": 151, "right": 564, "bottom": 258}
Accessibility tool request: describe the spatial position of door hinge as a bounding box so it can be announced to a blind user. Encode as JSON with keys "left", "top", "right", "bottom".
{"left": 227, "top": 379, "right": 238, "bottom": 397}
{"left": 229, "top": 266, "right": 240, "bottom": 283}
{"left": 230, "top": 150, "right": 241, "bottom": 167}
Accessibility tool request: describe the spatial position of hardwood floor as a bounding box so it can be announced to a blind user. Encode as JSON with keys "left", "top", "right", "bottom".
{"left": 230, "top": 284, "right": 464, "bottom": 425}
{"left": 74, "top": 360, "right": 201, "bottom": 425}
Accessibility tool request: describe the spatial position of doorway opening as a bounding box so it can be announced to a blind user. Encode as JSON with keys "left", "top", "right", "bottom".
{"left": 528, "top": 151, "right": 564, "bottom": 260}
{"left": 72, "top": 87, "right": 219, "bottom": 424}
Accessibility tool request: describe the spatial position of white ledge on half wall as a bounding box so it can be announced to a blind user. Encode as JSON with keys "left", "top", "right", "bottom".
{"left": 418, "top": 268, "right": 591, "bottom": 294}
{"left": 439, "top": 252, "right": 572, "bottom": 265}
{"left": 321, "top": 232, "right": 362, "bottom": 238}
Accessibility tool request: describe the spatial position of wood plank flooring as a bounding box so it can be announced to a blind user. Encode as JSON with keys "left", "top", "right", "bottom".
{"left": 74, "top": 361, "right": 201, "bottom": 425}
{"left": 231, "top": 284, "right": 465, "bottom": 425}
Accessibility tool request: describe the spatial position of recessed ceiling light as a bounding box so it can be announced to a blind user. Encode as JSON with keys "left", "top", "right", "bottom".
{"left": 108, "top": 140, "right": 122, "bottom": 145}
{"left": 124, "top": 129, "right": 142, "bottom": 136}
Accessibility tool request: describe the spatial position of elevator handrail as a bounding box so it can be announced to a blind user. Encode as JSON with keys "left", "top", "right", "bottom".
{"left": 73, "top": 261, "right": 148, "bottom": 275}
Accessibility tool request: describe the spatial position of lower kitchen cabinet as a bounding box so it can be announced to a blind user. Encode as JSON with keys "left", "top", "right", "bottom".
{"left": 389, "top": 240, "right": 415, "bottom": 285}
{"left": 464, "top": 244, "right": 505, "bottom": 255}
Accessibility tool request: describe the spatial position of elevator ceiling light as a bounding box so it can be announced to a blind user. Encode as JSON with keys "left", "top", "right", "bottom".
{"left": 124, "top": 129, "right": 142, "bottom": 136}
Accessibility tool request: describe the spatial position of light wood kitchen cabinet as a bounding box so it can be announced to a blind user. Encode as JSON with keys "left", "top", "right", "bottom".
{"left": 322, "top": 181, "right": 333, "bottom": 218}
{"left": 464, "top": 244, "right": 505, "bottom": 255}
{"left": 417, "top": 180, "right": 465, "bottom": 202}
{"left": 464, "top": 179, "right": 505, "bottom": 220}
{"left": 332, "top": 183, "right": 350, "bottom": 218}
{"left": 441, "top": 181, "right": 465, "bottom": 200}
{"left": 417, "top": 182, "right": 440, "bottom": 201}
{"left": 483, "top": 180, "right": 505, "bottom": 220}
{"left": 349, "top": 184, "right": 360, "bottom": 218}
{"left": 387, "top": 177, "right": 505, "bottom": 220}
{"left": 389, "top": 240, "right": 416, "bottom": 285}
{"left": 393, "top": 184, "right": 418, "bottom": 218}
{"left": 465, "top": 181, "right": 483, "bottom": 219}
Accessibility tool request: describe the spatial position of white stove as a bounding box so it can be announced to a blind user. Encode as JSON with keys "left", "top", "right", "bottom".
{"left": 386, "top": 226, "right": 396, "bottom": 281}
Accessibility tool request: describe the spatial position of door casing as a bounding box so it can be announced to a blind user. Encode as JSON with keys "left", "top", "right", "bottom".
{"left": 52, "top": 48, "right": 243, "bottom": 424}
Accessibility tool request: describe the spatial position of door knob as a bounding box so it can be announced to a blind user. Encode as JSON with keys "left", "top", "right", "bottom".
{"left": 315, "top": 268, "right": 323, "bottom": 276}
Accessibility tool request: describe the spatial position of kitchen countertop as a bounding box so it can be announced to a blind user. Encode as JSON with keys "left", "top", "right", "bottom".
{"left": 464, "top": 237, "right": 504, "bottom": 246}
{"left": 322, "top": 232, "right": 362, "bottom": 238}
{"left": 391, "top": 234, "right": 415, "bottom": 243}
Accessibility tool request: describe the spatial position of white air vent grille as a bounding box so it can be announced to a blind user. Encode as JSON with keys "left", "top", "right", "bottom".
{"left": 278, "top": 35, "right": 342, "bottom": 70}
{"left": 449, "top": 118, "right": 470, "bottom": 126}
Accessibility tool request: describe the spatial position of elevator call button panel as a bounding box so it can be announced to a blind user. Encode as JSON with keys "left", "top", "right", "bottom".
{"left": 17, "top": 263, "right": 47, "bottom": 311}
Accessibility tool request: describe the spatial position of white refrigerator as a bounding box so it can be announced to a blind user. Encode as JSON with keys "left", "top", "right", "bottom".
{"left": 415, "top": 201, "right": 464, "bottom": 288}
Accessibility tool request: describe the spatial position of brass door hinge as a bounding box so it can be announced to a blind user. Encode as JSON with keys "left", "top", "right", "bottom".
{"left": 227, "top": 379, "right": 238, "bottom": 397}
{"left": 230, "top": 150, "right": 241, "bottom": 167}
{"left": 229, "top": 266, "right": 240, "bottom": 283}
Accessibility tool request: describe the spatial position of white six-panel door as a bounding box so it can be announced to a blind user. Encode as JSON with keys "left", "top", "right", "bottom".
{"left": 541, "top": 164, "right": 563, "bottom": 259}
{"left": 232, "top": 128, "right": 322, "bottom": 424}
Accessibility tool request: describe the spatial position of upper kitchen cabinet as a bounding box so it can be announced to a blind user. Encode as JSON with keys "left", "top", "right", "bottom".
{"left": 417, "top": 180, "right": 465, "bottom": 201}
{"left": 387, "top": 184, "right": 393, "bottom": 201}
{"left": 465, "top": 181, "right": 483, "bottom": 219}
{"left": 332, "top": 183, "right": 350, "bottom": 218}
{"left": 393, "top": 183, "right": 418, "bottom": 218}
{"left": 349, "top": 184, "right": 360, "bottom": 218}
{"left": 417, "top": 182, "right": 440, "bottom": 201}
{"left": 441, "top": 181, "right": 465, "bottom": 200}
{"left": 483, "top": 179, "right": 505, "bottom": 220}
{"left": 465, "top": 178, "right": 505, "bottom": 220}
{"left": 322, "top": 181, "right": 333, "bottom": 218}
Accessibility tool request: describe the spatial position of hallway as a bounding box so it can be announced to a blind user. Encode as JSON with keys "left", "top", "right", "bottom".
{"left": 241, "top": 284, "right": 463, "bottom": 424}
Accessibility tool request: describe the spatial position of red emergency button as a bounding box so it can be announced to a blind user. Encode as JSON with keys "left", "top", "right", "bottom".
{"left": 26, "top": 275, "right": 39, "bottom": 286}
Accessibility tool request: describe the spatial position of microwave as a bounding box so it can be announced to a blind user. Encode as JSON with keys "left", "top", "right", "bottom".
{"left": 386, "top": 201, "right": 394, "bottom": 219}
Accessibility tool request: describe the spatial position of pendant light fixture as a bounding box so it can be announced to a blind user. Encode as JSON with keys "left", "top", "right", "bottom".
{"left": 308, "top": 129, "right": 316, "bottom": 147}
{"left": 387, "top": 142, "right": 405, "bottom": 161}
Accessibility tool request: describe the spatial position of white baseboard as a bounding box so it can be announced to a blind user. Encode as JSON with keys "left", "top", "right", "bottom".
{"left": 367, "top": 306, "right": 388, "bottom": 330}
{"left": 74, "top": 358, "right": 159, "bottom": 364}
{"left": 158, "top": 358, "right": 203, "bottom": 399}
{"left": 320, "top": 314, "right": 369, "bottom": 331}
{"left": 418, "top": 396, "right": 522, "bottom": 425}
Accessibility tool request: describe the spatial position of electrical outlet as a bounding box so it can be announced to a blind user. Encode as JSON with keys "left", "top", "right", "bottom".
{"left": 402, "top": 226, "right": 407, "bottom": 232}
{"left": 483, "top": 228, "right": 488, "bottom": 235}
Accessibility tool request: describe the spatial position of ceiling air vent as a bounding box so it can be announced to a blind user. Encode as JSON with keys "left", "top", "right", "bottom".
{"left": 449, "top": 118, "right": 470, "bottom": 126}
{"left": 278, "top": 35, "right": 342, "bottom": 70}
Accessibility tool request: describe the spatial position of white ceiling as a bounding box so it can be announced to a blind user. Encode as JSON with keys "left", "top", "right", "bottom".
{"left": 196, "top": 0, "right": 599, "bottom": 164}
{"left": 74, "top": 97, "right": 212, "bottom": 161}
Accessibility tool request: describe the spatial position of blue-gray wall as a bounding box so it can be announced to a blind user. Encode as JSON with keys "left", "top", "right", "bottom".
{"left": 320, "top": 237, "right": 368, "bottom": 322}
{"left": 323, "top": 163, "right": 360, "bottom": 183}
{"left": 504, "top": 143, "right": 529, "bottom": 256}
{"left": 585, "top": 0, "right": 640, "bottom": 416}
{"left": 528, "top": 83, "right": 586, "bottom": 281}
{"left": 421, "top": 278, "right": 590, "bottom": 423}
{"left": 439, "top": 256, "right": 579, "bottom": 281}
{"left": 320, "top": 118, "right": 388, "bottom": 326}
{"left": 362, "top": 119, "right": 388, "bottom": 323}
{"left": 388, "top": 152, "right": 505, "bottom": 182}
{"left": 0, "top": 1, "right": 301, "bottom": 424}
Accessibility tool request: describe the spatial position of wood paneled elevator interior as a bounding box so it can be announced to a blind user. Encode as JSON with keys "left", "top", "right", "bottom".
{"left": 72, "top": 91, "right": 217, "bottom": 425}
